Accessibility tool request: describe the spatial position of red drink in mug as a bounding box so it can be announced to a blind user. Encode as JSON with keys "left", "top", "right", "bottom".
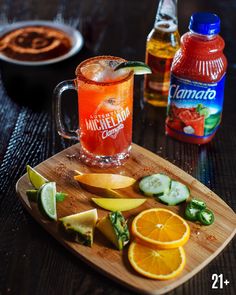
{"left": 54, "top": 56, "right": 134, "bottom": 167}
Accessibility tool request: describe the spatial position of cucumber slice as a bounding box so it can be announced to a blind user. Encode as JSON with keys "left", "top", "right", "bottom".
{"left": 158, "top": 180, "right": 190, "bottom": 205}
{"left": 139, "top": 174, "right": 171, "bottom": 197}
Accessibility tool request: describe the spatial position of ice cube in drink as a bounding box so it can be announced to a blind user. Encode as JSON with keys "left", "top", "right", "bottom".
{"left": 81, "top": 58, "right": 130, "bottom": 83}
{"left": 80, "top": 61, "right": 105, "bottom": 82}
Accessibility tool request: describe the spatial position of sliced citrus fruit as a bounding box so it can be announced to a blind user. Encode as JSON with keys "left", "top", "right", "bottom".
{"left": 132, "top": 208, "right": 190, "bottom": 249}
{"left": 114, "top": 61, "right": 152, "bottom": 75}
{"left": 74, "top": 173, "right": 136, "bottom": 189}
{"left": 60, "top": 209, "right": 98, "bottom": 246}
{"left": 128, "top": 241, "right": 186, "bottom": 280}
{"left": 27, "top": 165, "right": 48, "bottom": 189}
{"left": 92, "top": 198, "right": 146, "bottom": 211}
{"left": 38, "top": 182, "right": 57, "bottom": 220}
{"left": 26, "top": 190, "right": 67, "bottom": 202}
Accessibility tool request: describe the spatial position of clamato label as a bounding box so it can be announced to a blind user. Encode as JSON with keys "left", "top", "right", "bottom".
{"left": 169, "top": 85, "right": 217, "bottom": 100}
{"left": 166, "top": 74, "right": 226, "bottom": 138}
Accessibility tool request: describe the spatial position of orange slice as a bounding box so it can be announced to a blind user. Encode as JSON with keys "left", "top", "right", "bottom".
{"left": 74, "top": 173, "right": 136, "bottom": 189}
{"left": 132, "top": 208, "right": 190, "bottom": 249}
{"left": 128, "top": 241, "right": 186, "bottom": 280}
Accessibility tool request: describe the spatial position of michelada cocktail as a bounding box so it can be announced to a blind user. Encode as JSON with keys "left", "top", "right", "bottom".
{"left": 54, "top": 56, "right": 135, "bottom": 167}
{"left": 76, "top": 56, "right": 134, "bottom": 166}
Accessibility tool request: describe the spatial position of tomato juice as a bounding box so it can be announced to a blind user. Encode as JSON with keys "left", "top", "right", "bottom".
{"left": 166, "top": 13, "right": 227, "bottom": 144}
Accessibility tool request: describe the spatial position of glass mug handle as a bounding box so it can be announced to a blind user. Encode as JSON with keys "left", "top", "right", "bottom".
{"left": 53, "top": 79, "right": 79, "bottom": 141}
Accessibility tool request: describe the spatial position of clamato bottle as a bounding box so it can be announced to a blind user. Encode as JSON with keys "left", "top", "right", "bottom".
{"left": 144, "top": 0, "right": 180, "bottom": 107}
{"left": 165, "top": 12, "right": 227, "bottom": 144}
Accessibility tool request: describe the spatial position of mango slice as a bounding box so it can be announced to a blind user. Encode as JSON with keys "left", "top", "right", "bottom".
{"left": 78, "top": 183, "right": 126, "bottom": 198}
{"left": 92, "top": 198, "right": 147, "bottom": 211}
{"left": 74, "top": 173, "right": 136, "bottom": 189}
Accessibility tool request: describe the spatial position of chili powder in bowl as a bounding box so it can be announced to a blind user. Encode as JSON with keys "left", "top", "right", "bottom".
{"left": 0, "top": 20, "right": 83, "bottom": 65}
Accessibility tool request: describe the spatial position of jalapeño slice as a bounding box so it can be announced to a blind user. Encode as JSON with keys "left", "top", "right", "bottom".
{"left": 185, "top": 204, "right": 200, "bottom": 221}
{"left": 197, "top": 209, "right": 215, "bottom": 226}
{"left": 189, "top": 198, "right": 206, "bottom": 210}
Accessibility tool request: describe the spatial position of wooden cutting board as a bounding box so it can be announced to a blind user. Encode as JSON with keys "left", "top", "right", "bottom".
{"left": 16, "top": 143, "right": 236, "bottom": 295}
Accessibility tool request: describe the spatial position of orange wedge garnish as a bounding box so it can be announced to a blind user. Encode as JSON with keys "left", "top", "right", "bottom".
{"left": 128, "top": 241, "right": 186, "bottom": 280}
{"left": 132, "top": 208, "right": 190, "bottom": 249}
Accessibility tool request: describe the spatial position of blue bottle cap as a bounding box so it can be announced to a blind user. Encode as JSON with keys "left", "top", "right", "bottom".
{"left": 189, "top": 12, "right": 220, "bottom": 35}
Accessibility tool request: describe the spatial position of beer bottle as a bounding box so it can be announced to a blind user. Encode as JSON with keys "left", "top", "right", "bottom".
{"left": 144, "top": 0, "right": 180, "bottom": 107}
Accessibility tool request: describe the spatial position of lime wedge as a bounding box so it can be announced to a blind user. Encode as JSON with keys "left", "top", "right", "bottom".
{"left": 114, "top": 61, "right": 152, "bottom": 75}
{"left": 27, "top": 165, "right": 48, "bottom": 189}
{"left": 38, "top": 182, "right": 57, "bottom": 220}
{"left": 26, "top": 189, "right": 67, "bottom": 203}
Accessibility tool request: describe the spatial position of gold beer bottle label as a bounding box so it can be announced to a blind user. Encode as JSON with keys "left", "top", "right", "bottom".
{"left": 145, "top": 52, "right": 173, "bottom": 96}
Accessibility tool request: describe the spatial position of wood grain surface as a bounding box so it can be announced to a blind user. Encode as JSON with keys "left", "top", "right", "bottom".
{"left": 16, "top": 143, "right": 236, "bottom": 295}
{"left": 1, "top": 0, "right": 236, "bottom": 295}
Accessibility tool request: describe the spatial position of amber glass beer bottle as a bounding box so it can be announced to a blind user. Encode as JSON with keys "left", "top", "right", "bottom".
{"left": 144, "top": 0, "right": 180, "bottom": 107}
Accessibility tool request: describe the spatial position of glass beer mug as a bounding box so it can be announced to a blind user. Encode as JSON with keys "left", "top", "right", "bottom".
{"left": 53, "top": 56, "right": 134, "bottom": 167}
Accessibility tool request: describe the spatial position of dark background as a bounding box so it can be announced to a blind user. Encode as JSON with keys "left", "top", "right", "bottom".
{"left": 0, "top": 0, "right": 235, "bottom": 294}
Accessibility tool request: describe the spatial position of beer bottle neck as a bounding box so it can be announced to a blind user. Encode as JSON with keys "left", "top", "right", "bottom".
{"left": 154, "top": 0, "right": 178, "bottom": 32}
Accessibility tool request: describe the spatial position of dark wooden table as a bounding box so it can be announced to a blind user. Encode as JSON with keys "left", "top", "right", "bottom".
{"left": 0, "top": 0, "right": 235, "bottom": 294}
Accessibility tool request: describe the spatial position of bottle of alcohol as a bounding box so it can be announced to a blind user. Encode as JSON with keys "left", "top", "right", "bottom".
{"left": 144, "top": 0, "right": 180, "bottom": 107}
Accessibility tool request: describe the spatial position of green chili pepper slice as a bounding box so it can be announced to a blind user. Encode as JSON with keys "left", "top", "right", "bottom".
{"left": 197, "top": 209, "right": 215, "bottom": 225}
{"left": 185, "top": 204, "right": 200, "bottom": 221}
{"left": 190, "top": 198, "right": 206, "bottom": 210}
